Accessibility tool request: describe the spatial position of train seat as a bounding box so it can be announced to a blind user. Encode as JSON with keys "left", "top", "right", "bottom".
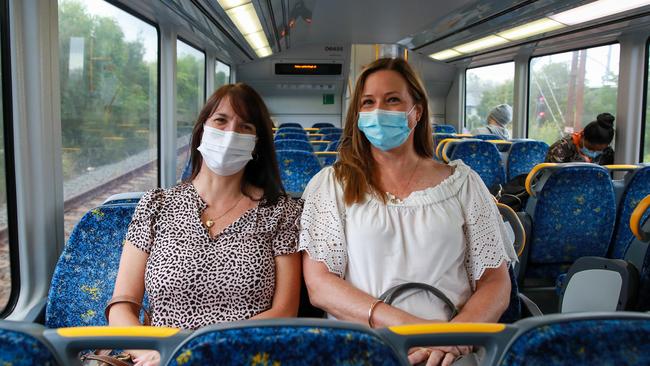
{"left": 310, "top": 140, "right": 330, "bottom": 152}
{"left": 443, "top": 139, "right": 506, "bottom": 191}
{"left": 275, "top": 138, "right": 313, "bottom": 152}
{"left": 608, "top": 165, "right": 650, "bottom": 259}
{"left": 276, "top": 127, "right": 307, "bottom": 135}
{"left": 433, "top": 124, "right": 456, "bottom": 134}
{"left": 317, "top": 127, "right": 342, "bottom": 135}
{"left": 433, "top": 133, "right": 455, "bottom": 156}
{"left": 274, "top": 132, "right": 309, "bottom": 141}
{"left": 322, "top": 132, "right": 341, "bottom": 142}
{"left": 326, "top": 139, "right": 340, "bottom": 152}
{"left": 498, "top": 313, "right": 650, "bottom": 366}
{"left": 523, "top": 163, "right": 616, "bottom": 285}
{"left": 315, "top": 152, "right": 338, "bottom": 167}
{"left": 312, "top": 122, "right": 335, "bottom": 129}
{"left": 0, "top": 321, "right": 60, "bottom": 365}
{"left": 629, "top": 195, "right": 650, "bottom": 311}
{"left": 102, "top": 192, "right": 145, "bottom": 205}
{"left": 276, "top": 150, "right": 322, "bottom": 193}
{"left": 505, "top": 140, "right": 549, "bottom": 181}
{"left": 471, "top": 133, "right": 501, "bottom": 141}
{"left": 167, "top": 320, "right": 403, "bottom": 366}
{"left": 278, "top": 123, "right": 302, "bottom": 129}
{"left": 45, "top": 203, "right": 146, "bottom": 328}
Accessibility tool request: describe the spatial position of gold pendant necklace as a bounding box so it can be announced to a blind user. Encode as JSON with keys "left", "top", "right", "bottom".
{"left": 205, "top": 195, "right": 245, "bottom": 228}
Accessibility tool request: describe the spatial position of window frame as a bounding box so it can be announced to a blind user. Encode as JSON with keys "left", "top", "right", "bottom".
{"left": 525, "top": 41, "right": 621, "bottom": 138}
{"left": 640, "top": 36, "right": 650, "bottom": 162}
{"left": 464, "top": 60, "right": 516, "bottom": 132}
{"left": 0, "top": 0, "right": 20, "bottom": 317}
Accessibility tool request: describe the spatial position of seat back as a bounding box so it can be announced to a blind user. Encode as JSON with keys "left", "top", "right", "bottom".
{"left": 315, "top": 152, "right": 338, "bottom": 167}
{"left": 278, "top": 122, "right": 302, "bottom": 129}
{"left": 326, "top": 139, "right": 340, "bottom": 151}
{"left": 498, "top": 313, "right": 650, "bottom": 366}
{"left": 433, "top": 133, "right": 455, "bottom": 158}
{"left": 277, "top": 127, "right": 306, "bottom": 135}
{"left": 167, "top": 320, "right": 404, "bottom": 366}
{"left": 447, "top": 139, "right": 505, "bottom": 190}
{"left": 631, "top": 195, "right": 650, "bottom": 311}
{"left": 524, "top": 163, "right": 616, "bottom": 283}
{"left": 276, "top": 150, "right": 322, "bottom": 193}
{"left": 506, "top": 140, "right": 549, "bottom": 181}
{"left": 323, "top": 132, "right": 341, "bottom": 142}
{"left": 274, "top": 132, "right": 309, "bottom": 141}
{"left": 46, "top": 203, "right": 141, "bottom": 328}
{"left": 312, "top": 122, "right": 335, "bottom": 129}
{"left": 102, "top": 192, "right": 144, "bottom": 205}
{"left": 0, "top": 321, "right": 60, "bottom": 365}
{"left": 433, "top": 124, "right": 456, "bottom": 133}
{"left": 472, "top": 133, "right": 501, "bottom": 140}
{"left": 558, "top": 256, "right": 638, "bottom": 313}
{"left": 274, "top": 139, "right": 313, "bottom": 152}
{"left": 609, "top": 165, "right": 650, "bottom": 258}
{"left": 317, "top": 127, "right": 342, "bottom": 135}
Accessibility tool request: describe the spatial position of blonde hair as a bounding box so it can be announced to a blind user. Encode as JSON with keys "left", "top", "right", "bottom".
{"left": 334, "top": 58, "right": 432, "bottom": 205}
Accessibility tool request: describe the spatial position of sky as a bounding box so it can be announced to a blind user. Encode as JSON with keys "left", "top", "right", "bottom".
{"left": 81, "top": 0, "right": 158, "bottom": 63}
{"left": 467, "top": 44, "right": 620, "bottom": 87}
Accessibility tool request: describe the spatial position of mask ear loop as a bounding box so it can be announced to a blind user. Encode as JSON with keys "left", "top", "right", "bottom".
{"left": 406, "top": 104, "right": 418, "bottom": 128}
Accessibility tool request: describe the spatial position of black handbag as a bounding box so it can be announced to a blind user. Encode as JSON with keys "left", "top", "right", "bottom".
{"left": 379, "top": 282, "right": 459, "bottom": 319}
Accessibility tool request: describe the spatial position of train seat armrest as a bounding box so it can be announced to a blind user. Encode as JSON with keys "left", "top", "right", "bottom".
{"left": 24, "top": 299, "right": 47, "bottom": 324}
{"left": 518, "top": 293, "right": 543, "bottom": 317}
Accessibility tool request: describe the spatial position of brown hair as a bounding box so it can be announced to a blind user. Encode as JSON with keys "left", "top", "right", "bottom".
{"left": 334, "top": 58, "right": 432, "bottom": 205}
{"left": 185, "top": 83, "right": 285, "bottom": 205}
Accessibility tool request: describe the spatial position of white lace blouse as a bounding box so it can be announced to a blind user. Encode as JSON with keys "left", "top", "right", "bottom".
{"left": 298, "top": 160, "right": 517, "bottom": 321}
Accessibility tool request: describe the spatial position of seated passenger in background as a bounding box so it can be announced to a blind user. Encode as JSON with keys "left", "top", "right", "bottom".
{"left": 546, "top": 113, "right": 615, "bottom": 165}
{"left": 470, "top": 104, "right": 512, "bottom": 140}
{"left": 300, "top": 58, "right": 516, "bottom": 366}
{"left": 108, "top": 83, "right": 302, "bottom": 365}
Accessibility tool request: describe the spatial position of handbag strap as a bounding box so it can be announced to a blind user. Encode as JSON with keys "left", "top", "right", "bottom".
{"left": 80, "top": 352, "right": 133, "bottom": 366}
{"left": 105, "top": 295, "right": 151, "bottom": 326}
{"left": 379, "top": 282, "right": 459, "bottom": 319}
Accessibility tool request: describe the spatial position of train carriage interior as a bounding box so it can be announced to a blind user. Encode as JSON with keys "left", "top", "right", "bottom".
{"left": 1, "top": 0, "right": 650, "bottom": 364}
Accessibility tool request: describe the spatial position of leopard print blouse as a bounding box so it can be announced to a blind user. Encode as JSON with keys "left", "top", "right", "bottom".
{"left": 125, "top": 183, "right": 303, "bottom": 330}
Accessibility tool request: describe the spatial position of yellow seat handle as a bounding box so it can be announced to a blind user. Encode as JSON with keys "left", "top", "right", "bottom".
{"left": 441, "top": 139, "right": 460, "bottom": 163}
{"left": 525, "top": 163, "right": 557, "bottom": 196}
{"left": 631, "top": 195, "right": 650, "bottom": 242}
{"left": 604, "top": 164, "right": 640, "bottom": 172}
{"left": 435, "top": 138, "right": 456, "bottom": 161}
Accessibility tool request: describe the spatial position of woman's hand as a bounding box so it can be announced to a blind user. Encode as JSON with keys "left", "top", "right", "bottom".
{"left": 131, "top": 350, "right": 160, "bottom": 366}
{"left": 408, "top": 345, "right": 471, "bottom": 366}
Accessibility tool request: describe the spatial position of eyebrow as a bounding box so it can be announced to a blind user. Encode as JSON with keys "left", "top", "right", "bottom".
{"left": 361, "top": 91, "right": 400, "bottom": 98}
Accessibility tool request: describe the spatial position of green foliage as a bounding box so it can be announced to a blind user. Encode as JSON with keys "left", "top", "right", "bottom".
{"left": 59, "top": 0, "right": 157, "bottom": 180}
{"left": 176, "top": 55, "right": 204, "bottom": 138}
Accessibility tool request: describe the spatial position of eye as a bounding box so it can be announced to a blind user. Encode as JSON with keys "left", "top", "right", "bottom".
{"left": 361, "top": 99, "right": 374, "bottom": 106}
{"left": 242, "top": 123, "right": 255, "bottom": 132}
{"left": 387, "top": 96, "right": 401, "bottom": 103}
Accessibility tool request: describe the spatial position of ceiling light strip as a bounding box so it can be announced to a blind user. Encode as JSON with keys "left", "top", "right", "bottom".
{"left": 217, "top": 0, "right": 273, "bottom": 58}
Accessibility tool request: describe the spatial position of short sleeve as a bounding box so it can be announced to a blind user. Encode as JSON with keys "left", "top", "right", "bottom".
{"left": 458, "top": 170, "right": 517, "bottom": 288}
{"left": 298, "top": 167, "right": 348, "bottom": 277}
{"left": 271, "top": 197, "right": 304, "bottom": 257}
{"left": 125, "top": 188, "right": 164, "bottom": 254}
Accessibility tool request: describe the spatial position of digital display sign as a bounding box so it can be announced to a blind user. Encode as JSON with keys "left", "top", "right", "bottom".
{"left": 275, "top": 63, "right": 342, "bottom": 75}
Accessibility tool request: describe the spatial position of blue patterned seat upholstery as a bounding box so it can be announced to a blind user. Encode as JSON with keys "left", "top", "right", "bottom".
{"left": 499, "top": 315, "right": 650, "bottom": 365}
{"left": 326, "top": 140, "right": 340, "bottom": 151}
{"left": 276, "top": 150, "right": 322, "bottom": 193}
{"left": 277, "top": 127, "right": 306, "bottom": 135}
{"left": 275, "top": 132, "right": 309, "bottom": 141}
{"left": 167, "top": 323, "right": 402, "bottom": 366}
{"left": 433, "top": 133, "right": 455, "bottom": 159}
{"left": 46, "top": 203, "right": 146, "bottom": 328}
{"left": 278, "top": 122, "right": 302, "bottom": 128}
{"left": 317, "top": 127, "right": 342, "bottom": 135}
{"left": 323, "top": 132, "right": 341, "bottom": 142}
{"left": 609, "top": 166, "right": 650, "bottom": 259}
{"left": 0, "top": 322, "right": 59, "bottom": 365}
{"left": 472, "top": 134, "right": 500, "bottom": 141}
{"left": 312, "top": 122, "right": 335, "bottom": 129}
{"left": 275, "top": 139, "right": 313, "bottom": 152}
{"left": 448, "top": 140, "right": 505, "bottom": 190}
{"left": 433, "top": 124, "right": 456, "bottom": 133}
{"left": 525, "top": 164, "right": 616, "bottom": 283}
{"left": 506, "top": 140, "right": 549, "bottom": 181}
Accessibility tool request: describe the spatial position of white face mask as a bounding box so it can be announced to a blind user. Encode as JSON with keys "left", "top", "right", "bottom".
{"left": 197, "top": 125, "right": 257, "bottom": 176}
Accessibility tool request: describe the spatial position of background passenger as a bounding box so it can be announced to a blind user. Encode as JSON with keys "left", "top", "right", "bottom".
{"left": 299, "top": 58, "right": 516, "bottom": 366}
{"left": 108, "top": 83, "right": 302, "bottom": 366}
{"left": 546, "top": 112, "right": 615, "bottom": 165}
{"left": 470, "top": 104, "right": 512, "bottom": 140}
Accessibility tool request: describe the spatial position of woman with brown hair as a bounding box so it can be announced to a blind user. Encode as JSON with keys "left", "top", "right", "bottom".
{"left": 299, "top": 58, "right": 516, "bottom": 366}
{"left": 108, "top": 83, "right": 302, "bottom": 365}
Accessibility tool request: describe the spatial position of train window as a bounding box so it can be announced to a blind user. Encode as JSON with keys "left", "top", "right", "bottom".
{"left": 528, "top": 44, "right": 620, "bottom": 145}
{"left": 175, "top": 40, "right": 205, "bottom": 181}
{"left": 59, "top": 0, "right": 159, "bottom": 241}
{"left": 0, "top": 0, "right": 12, "bottom": 312}
{"left": 215, "top": 59, "right": 230, "bottom": 91}
{"left": 465, "top": 62, "right": 515, "bottom": 136}
{"left": 641, "top": 39, "right": 650, "bottom": 163}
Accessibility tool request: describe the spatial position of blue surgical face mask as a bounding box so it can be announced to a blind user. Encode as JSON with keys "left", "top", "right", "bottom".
{"left": 357, "top": 106, "right": 415, "bottom": 151}
{"left": 581, "top": 146, "right": 602, "bottom": 159}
